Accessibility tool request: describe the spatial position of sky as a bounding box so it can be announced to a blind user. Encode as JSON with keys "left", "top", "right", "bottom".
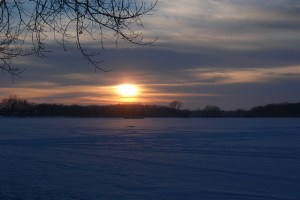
{"left": 1, "top": 0, "right": 300, "bottom": 110}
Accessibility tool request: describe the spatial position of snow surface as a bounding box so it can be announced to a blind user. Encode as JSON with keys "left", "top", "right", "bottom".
{"left": 0, "top": 118, "right": 300, "bottom": 200}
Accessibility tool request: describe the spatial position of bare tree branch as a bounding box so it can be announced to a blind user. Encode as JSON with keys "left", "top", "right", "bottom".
{"left": 0, "top": 0, "right": 157, "bottom": 75}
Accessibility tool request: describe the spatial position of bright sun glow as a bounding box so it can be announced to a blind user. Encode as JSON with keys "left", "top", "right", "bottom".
{"left": 117, "top": 84, "right": 138, "bottom": 97}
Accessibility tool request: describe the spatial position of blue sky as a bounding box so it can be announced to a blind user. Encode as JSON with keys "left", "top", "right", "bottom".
{"left": 1, "top": 0, "right": 300, "bottom": 110}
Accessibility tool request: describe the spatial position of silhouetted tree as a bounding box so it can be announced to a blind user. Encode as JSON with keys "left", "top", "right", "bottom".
{"left": 169, "top": 100, "right": 183, "bottom": 110}
{"left": 202, "top": 105, "right": 222, "bottom": 117}
{"left": 249, "top": 103, "right": 300, "bottom": 117}
{"left": 0, "top": 0, "right": 157, "bottom": 75}
{"left": 0, "top": 94, "right": 30, "bottom": 115}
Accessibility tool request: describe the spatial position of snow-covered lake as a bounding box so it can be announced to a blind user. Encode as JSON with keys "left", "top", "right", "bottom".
{"left": 0, "top": 118, "right": 299, "bottom": 200}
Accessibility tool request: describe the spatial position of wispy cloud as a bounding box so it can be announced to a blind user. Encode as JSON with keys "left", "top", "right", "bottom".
{"left": 143, "top": 0, "right": 300, "bottom": 50}
{"left": 1, "top": 0, "right": 300, "bottom": 109}
{"left": 187, "top": 66, "right": 300, "bottom": 84}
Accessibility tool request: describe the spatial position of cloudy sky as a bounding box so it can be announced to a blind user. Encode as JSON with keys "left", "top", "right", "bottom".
{"left": 1, "top": 0, "right": 300, "bottom": 110}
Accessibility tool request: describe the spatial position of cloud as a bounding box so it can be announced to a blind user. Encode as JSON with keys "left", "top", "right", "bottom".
{"left": 186, "top": 66, "right": 300, "bottom": 85}
{"left": 1, "top": 0, "right": 300, "bottom": 109}
{"left": 143, "top": 0, "right": 300, "bottom": 51}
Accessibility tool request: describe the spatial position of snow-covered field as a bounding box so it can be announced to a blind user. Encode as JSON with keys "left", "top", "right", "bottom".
{"left": 0, "top": 118, "right": 299, "bottom": 200}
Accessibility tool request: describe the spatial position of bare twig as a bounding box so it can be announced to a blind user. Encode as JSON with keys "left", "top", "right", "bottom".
{"left": 0, "top": 0, "right": 157, "bottom": 76}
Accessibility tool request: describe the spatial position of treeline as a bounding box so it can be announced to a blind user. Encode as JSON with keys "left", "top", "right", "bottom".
{"left": 0, "top": 95, "right": 190, "bottom": 118}
{"left": 1, "top": 95, "right": 300, "bottom": 118}
{"left": 191, "top": 104, "right": 300, "bottom": 117}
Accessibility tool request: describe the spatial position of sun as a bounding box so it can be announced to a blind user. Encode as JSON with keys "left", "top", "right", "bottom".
{"left": 117, "top": 84, "right": 138, "bottom": 97}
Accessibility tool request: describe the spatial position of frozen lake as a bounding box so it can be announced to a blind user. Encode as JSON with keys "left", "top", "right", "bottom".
{"left": 0, "top": 118, "right": 300, "bottom": 200}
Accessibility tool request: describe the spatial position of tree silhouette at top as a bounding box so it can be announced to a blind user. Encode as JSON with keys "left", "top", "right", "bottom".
{"left": 0, "top": 0, "right": 157, "bottom": 76}
{"left": 169, "top": 100, "right": 183, "bottom": 110}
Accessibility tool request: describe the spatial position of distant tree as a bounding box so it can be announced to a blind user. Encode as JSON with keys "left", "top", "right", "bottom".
{"left": 0, "top": 94, "right": 30, "bottom": 115}
{"left": 169, "top": 100, "right": 183, "bottom": 110}
{"left": 249, "top": 103, "right": 300, "bottom": 117}
{"left": 0, "top": 0, "right": 157, "bottom": 76}
{"left": 202, "top": 105, "right": 222, "bottom": 117}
